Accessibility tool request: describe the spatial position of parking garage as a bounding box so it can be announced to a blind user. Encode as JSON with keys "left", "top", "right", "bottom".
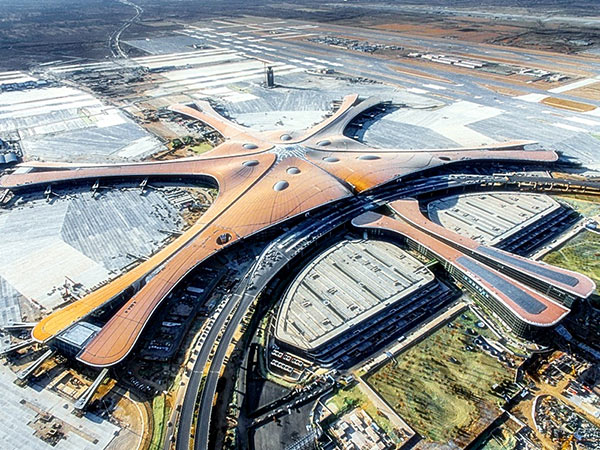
{"left": 273, "top": 239, "right": 453, "bottom": 366}
{"left": 427, "top": 192, "right": 577, "bottom": 255}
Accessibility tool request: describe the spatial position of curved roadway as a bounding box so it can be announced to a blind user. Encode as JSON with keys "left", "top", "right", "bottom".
{"left": 110, "top": 0, "right": 143, "bottom": 58}
{"left": 180, "top": 173, "right": 600, "bottom": 450}
{"left": 181, "top": 174, "right": 510, "bottom": 449}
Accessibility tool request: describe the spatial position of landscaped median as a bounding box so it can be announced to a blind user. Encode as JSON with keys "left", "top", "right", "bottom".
{"left": 149, "top": 394, "right": 170, "bottom": 450}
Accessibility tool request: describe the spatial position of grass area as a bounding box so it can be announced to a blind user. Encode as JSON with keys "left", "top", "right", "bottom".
{"left": 149, "top": 395, "right": 168, "bottom": 450}
{"left": 543, "top": 230, "right": 600, "bottom": 295}
{"left": 190, "top": 142, "right": 213, "bottom": 154}
{"left": 325, "top": 385, "right": 402, "bottom": 443}
{"left": 555, "top": 196, "right": 600, "bottom": 218}
{"left": 366, "top": 310, "right": 518, "bottom": 447}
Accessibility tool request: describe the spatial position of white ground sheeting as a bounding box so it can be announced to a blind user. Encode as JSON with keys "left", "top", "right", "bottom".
{"left": 553, "top": 122, "right": 589, "bottom": 133}
{"left": 116, "top": 136, "right": 163, "bottom": 159}
{"left": 232, "top": 110, "right": 328, "bottom": 131}
{"left": 566, "top": 116, "right": 600, "bottom": 127}
{"left": 0, "top": 189, "right": 184, "bottom": 310}
{"left": 0, "top": 71, "right": 164, "bottom": 162}
{"left": 379, "top": 100, "right": 502, "bottom": 146}
{"left": 0, "top": 364, "right": 119, "bottom": 450}
{"left": 0, "top": 238, "right": 110, "bottom": 309}
{"left": 0, "top": 200, "right": 108, "bottom": 309}
{"left": 516, "top": 93, "right": 548, "bottom": 103}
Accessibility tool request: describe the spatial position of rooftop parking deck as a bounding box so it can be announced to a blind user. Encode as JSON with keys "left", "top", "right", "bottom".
{"left": 275, "top": 239, "right": 434, "bottom": 351}
{"left": 427, "top": 192, "right": 561, "bottom": 246}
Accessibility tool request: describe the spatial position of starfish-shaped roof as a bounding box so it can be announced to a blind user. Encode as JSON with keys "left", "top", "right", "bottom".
{"left": 0, "top": 95, "right": 559, "bottom": 367}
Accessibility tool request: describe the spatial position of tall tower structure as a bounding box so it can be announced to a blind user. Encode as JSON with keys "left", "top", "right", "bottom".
{"left": 265, "top": 66, "right": 274, "bottom": 88}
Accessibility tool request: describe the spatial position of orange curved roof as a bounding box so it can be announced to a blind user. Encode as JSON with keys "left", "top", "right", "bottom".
{"left": 388, "top": 199, "right": 595, "bottom": 298}
{"left": 352, "top": 211, "right": 570, "bottom": 326}
{"left": 0, "top": 94, "right": 574, "bottom": 367}
{"left": 32, "top": 153, "right": 277, "bottom": 343}
{"left": 306, "top": 146, "right": 557, "bottom": 192}
{"left": 171, "top": 94, "right": 361, "bottom": 147}
{"left": 169, "top": 101, "right": 256, "bottom": 142}
{"left": 78, "top": 157, "right": 350, "bottom": 366}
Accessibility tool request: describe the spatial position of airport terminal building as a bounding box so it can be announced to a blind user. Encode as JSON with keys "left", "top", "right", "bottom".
{"left": 271, "top": 193, "right": 593, "bottom": 368}
{"left": 352, "top": 198, "right": 595, "bottom": 340}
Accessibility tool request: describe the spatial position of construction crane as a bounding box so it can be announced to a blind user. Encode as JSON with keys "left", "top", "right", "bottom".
{"left": 561, "top": 434, "right": 577, "bottom": 450}
{"left": 567, "top": 343, "right": 578, "bottom": 378}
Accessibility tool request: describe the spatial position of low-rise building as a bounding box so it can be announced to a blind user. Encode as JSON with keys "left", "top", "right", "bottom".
{"left": 329, "top": 408, "right": 394, "bottom": 450}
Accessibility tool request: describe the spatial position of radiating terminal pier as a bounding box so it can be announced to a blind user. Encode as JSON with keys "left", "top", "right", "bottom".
{"left": 351, "top": 203, "right": 588, "bottom": 337}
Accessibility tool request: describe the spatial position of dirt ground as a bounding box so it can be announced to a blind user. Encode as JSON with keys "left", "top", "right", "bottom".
{"left": 541, "top": 96, "right": 596, "bottom": 112}
{"left": 366, "top": 13, "right": 600, "bottom": 55}
{"left": 389, "top": 65, "right": 452, "bottom": 84}
{"left": 477, "top": 83, "right": 528, "bottom": 97}
{"left": 561, "top": 81, "right": 600, "bottom": 101}
{"left": 366, "top": 310, "right": 519, "bottom": 448}
{"left": 374, "top": 21, "right": 525, "bottom": 46}
{"left": 105, "top": 387, "right": 150, "bottom": 450}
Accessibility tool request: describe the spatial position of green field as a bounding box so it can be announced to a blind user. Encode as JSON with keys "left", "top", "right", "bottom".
{"left": 149, "top": 395, "right": 168, "bottom": 450}
{"left": 477, "top": 420, "right": 519, "bottom": 450}
{"left": 366, "top": 310, "right": 518, "bottom": 447}
{"left": 479, "top": 430, "right": 518, "bottom": 450}
{"left": 543, "top": 230, "right": 600, "bottom": 295}
{"left": 190, "top": 142, "right": 213, "bottom": 154}
{"left": 556, "top": 196, "right": 600, "bottom": 218}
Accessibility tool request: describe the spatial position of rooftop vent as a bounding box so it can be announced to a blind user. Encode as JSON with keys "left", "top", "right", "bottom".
{"left": 273, "top": 180, "right": 289, "bottom": 191}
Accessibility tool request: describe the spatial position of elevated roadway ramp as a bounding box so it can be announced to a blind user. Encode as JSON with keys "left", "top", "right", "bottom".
{"left": 17, "top": 349, "right": 54, "bottom": 381}
{"left": 74, "top": 368, "right": 109, "bottom": 411}
{"left": 1, "top": 322, "right": 36, "bottom": 332}
{"left": 0, "top": 339, "right": 34, "bottom": 356}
